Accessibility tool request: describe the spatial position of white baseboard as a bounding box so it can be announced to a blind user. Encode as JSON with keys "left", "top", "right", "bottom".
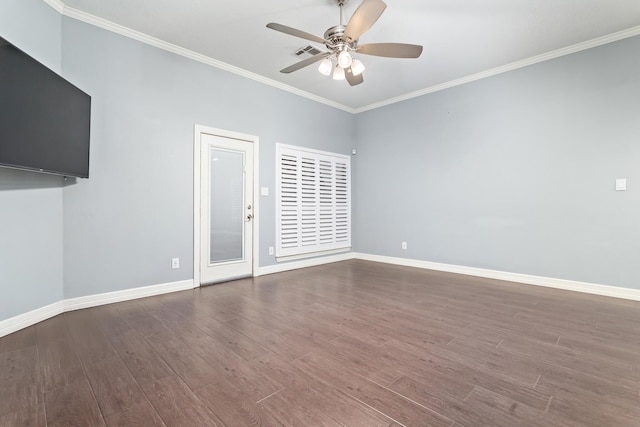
{"left": 63, "top": 279, "right": 194, "bottom": 311}
{"left": 3, "top": 253, "right": 639, "bottom": 339}
{"left": 353, "top": 252, "right": 640, "bottom": 302}
{"left": 0, "top": 279, "right": 194, "bottom": 339}
{"left": 257, "top": 251, "right": 356, "bottom": 276}
{"left": 0, "top": 301, "right": 64, "bottom": 338}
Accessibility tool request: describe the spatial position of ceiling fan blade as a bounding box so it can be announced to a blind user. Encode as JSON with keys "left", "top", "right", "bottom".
{"left": 357, "top": 43, "right": 423, "bottom": 58}
{"left": 280, "top": 52, "right": 331, "bottom": 74}
{"left": 266, "top": 23, "right": 326, "bottom": 45}
{"left": 344, "top": 0, "right": 387, "bottom": 41}
{"left": 345, "top": 67, "right": 364, "bottom": 86}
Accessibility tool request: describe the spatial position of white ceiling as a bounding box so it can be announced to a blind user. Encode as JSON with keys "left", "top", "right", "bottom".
{"left": 57, "top": 0, "right": 640, "bottom": 111}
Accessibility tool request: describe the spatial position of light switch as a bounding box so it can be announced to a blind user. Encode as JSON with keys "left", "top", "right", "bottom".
{"left": 615, "top": 179, "right": 627, "bottom": 191}
{"left": 261, "top": 187, "right": 269, "bottom": 196}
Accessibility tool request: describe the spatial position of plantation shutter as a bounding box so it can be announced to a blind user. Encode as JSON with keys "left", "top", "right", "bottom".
{"left": 276, "top": 144, "right": 351, "bottom": 258}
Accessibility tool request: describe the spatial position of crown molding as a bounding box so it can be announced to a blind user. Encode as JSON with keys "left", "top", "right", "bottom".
{"left": 355, "top": 25, "right": 640, "bottom": 113}
{"left": 42, "top": 0, "right": 65, "bottom": 13}
{"left": 58, "top": 5, "right": 356, "bottom": 114}
{"left": 43, "top": 1, "right": 640, "bottom": 114}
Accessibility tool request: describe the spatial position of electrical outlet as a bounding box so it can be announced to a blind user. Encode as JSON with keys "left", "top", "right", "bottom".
{"left": 401, "top": 242, "right": 407, "bottom": 250}
{"left": 268, "top": 246, "right": 274, "bottom": 256}
{"left": 171, "top": 258, "right": 180, "bottom": 269}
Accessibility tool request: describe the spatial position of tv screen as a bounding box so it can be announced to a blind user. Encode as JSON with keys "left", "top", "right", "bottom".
{"left": 0, "top": 36, "right": 91, "bottom": 178}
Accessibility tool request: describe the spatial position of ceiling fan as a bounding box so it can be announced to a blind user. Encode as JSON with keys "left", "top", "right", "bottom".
{"left": 267, "top": 0, "right": 423, "bottom": 86}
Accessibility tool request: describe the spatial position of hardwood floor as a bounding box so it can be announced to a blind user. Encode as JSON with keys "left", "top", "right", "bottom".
{"left": 1, "top": 259, "right": 639, "bottom": 426}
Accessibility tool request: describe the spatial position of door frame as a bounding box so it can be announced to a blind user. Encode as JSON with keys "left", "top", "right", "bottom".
{"left": 193, "top": 124, "right": 260, "bottom": 288}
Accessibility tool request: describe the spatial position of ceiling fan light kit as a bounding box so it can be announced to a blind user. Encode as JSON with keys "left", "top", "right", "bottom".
{"left": 318, "top": 57, "right": 334, "bottom": 75}
{"left": 267, "top": 0, "right": 422, "bottom": 87}
{"left": 351, "top": 59, "right": 365, "bottom": 76}
{"left": 333, "top": 65, "right": 346, "bottom": 80}
{"left": 337, "top": 50, "right": 353, "bottom": 68}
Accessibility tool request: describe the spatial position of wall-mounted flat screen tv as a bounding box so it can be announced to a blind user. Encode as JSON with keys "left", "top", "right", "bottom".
{"left": 0, "top": 36, "right": 91, "bottom": 178}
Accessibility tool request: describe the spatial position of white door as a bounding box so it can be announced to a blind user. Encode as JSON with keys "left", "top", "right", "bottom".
{"left": 199, "top": 133, "right": 254, "bottom": 284}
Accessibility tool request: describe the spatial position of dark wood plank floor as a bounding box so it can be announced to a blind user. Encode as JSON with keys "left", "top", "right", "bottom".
{"left": 1, "top": 259, "right": 639, "bottom": 426}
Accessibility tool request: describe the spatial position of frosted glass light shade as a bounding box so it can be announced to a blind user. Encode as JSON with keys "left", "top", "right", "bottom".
{"left": 333, "top": 65, "right": 345, "bottom": 80}
{"left": 351, "top": 59, "right": 365, "bottom": 76}
{"left": 337, "top": 50, "right": 353, "bottom": 68}
{"left": 318, "top": 58, "right": 333, "bottom": 76}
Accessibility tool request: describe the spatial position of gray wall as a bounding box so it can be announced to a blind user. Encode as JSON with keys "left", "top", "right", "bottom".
{"left": 0, "top": 0, "right": 64, "bottom": 320}
{"left": 354, "top": 35, "right": 640, "bottom": 290}
{"left": 1, "top": 0, "right": 352, "bottom": 319}
{"left": 60, "top": 18, "right": 354, "bottom": 298}
{"left": 2, "top": 0, "right": 639, "bottom": 323}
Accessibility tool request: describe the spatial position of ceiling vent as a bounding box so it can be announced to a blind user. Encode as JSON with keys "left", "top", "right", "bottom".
{"left": 294, "top": 45, "right": 322, "bottom": 57}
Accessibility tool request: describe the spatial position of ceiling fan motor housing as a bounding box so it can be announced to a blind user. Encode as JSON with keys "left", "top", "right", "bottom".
{"left": 267, "top": 0, "right": 422, "bottom": 85}
{"left": 324, "top": 25, "right": 356, "bottom": 52}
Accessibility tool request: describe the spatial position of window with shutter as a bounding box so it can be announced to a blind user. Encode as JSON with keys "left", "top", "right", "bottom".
{"left": 276, "top": 143, "right": 351, "bottom": 258}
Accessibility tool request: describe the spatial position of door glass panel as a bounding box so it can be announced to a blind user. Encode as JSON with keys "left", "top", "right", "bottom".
{"left": 210, "top": 148, "right": 245, "bottom": 264}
